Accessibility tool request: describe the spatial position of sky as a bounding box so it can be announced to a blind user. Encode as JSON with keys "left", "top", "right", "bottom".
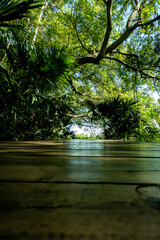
{"left": 152, "top": 91, "right": 160, "bottom": 101}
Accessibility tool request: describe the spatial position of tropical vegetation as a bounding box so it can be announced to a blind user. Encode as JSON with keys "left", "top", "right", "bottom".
{"left": 0, "top": 0, "right": 160, "bottom": 141}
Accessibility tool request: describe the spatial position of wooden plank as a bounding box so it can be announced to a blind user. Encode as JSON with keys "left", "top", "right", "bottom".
{"left": 0, "top": 183, "right": 139, "bottom": 209}
{"left": 0, "top": 149, "right": 160, "bottom": 158}
{"left": 0, "top": 208, "right": 160, "bottom": 240}
{"left": 0, "top": 141, "right": 160, "bottom": 184}
{"left": 0, "top": 183, "right": 160, "bottom": 239}
{"left": 1, "top": 182, "right": 160, "bottom": 210}
{"left": 0, "top": 141, "right": 160, "bottom": 158}
{"left": 0, "top": 164, "right": 160, "bottom": 184}
{"left": 0, "top": 140, "right": 160, "bottom": 240}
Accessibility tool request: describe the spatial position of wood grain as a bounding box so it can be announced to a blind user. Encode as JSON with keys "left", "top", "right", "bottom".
{"left": 0, "top": 140, "right": 160, "bottom": 240}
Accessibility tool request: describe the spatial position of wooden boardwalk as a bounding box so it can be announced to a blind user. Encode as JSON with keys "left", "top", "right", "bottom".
{"left": 0, "top": 140, "right": 160, "bottom": 240}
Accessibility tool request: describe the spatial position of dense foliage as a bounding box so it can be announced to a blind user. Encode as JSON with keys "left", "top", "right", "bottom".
{"left": 0, "top": 0, "right": 160, "bottom": 141}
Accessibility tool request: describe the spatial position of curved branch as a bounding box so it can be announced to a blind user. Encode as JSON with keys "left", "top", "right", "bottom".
{"left": 97, "top": 0, "right": 113, "bottom": 59}
{"left": 127, "top": 0, "right": 146, "bottom": 29}
{"left": 105, "top": 14, "right": 160, "bottom": 55}
{"left": 112, "top": 50, "right": 139, "bottom": 58}
{"left": 105, "top": 23, "right": 139, "bottom": 54}
{"left": 112, "top": 50, "right": 140, "bottom": 67}
{"left": 69, "top": 77, "right": 97, "bottom": 99}
{"left": 76, "top": 56, "right": 100, "bottom": 65}
{"left": 66, "top": 114, "right": 92, "bottom": 119}
{"left": 58, "top": 7, "right": 93, "bottom": 54}
{"left": 104, "top": 56, "right": 160, "bottom": 79}
{"left": 140, "top": 15, "right": 160, "bottom": 27}
{"left": 73, "top": 23, "right": 93, "bottom": 54}
{"left": 75, "top": 4, "right": 160, "bottom": 68}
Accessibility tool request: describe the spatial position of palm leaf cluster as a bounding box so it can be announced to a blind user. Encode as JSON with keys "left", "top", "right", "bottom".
{"left": 0, "top": 0, "right": 42, "bottom": 26}
{"left": 0, "top": 32, "right": 74, "bottom": 140}
{"left": 97, "top": 96, "right": 140, "bottom": 140}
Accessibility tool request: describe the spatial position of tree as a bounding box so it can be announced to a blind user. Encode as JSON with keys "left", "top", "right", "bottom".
{"left": 0, "top": 34, "right": 75, "bottom": 140}
{"left": 87, "top": 96, "right": 139, "bottom": 140}
{"left": 41, "top": 1, "right": 159, "bottom": 81}
{"left": 0, "top": 0, "right": 75, "bottom": 140}
{"left": 1, "top": 0, "right": 160, "bottom": 141}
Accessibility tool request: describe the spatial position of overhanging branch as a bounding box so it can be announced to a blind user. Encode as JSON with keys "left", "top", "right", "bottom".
{"left": 75, "top": 1, "right": 160, "bottom": 76}
{"left": 69, "top": 77, "right": 97, "bottom": 99}
{"left": 140, "top": 15, "right": 160, "bottom": 27}
{"left": 112, "top": 50, "right": 140, "bottom": 67}
{"left": 57, "top": 5, "right": 92, "bottom": 54}
{"left": 66, "top": 114, "right": 92, "bottom": 119}
{"left": 73, "top": 23, "right": 93, "bottom": 54}
{"left": 104, "top": 56, "right": 160, "bottom": 79}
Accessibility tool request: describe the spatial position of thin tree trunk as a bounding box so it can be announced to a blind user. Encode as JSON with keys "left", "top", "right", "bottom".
{"left": 124, "top": 131, "right": 128, "bottom": 141}
{"left": 31, "top": 1, "right": 49, "bottom": 48}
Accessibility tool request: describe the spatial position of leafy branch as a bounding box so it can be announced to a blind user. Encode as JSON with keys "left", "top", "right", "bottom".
{"left": 104, "top": 56, "right": 160, "bottom": 80}
{"left": 75, "top": 0, "right": 160, "bottom": 80}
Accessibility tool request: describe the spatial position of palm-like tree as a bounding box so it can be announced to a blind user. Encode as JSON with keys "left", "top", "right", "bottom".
{"left": 97, "top": 96, "right": 140, "bottom": 140}
{"left": 0, "top": 35, "right": 74, "bottom": 140}
{"left": 0, "top": 0, "right": 42, "bottom": 27}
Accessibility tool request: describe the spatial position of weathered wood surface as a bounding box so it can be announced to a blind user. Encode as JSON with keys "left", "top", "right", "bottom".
{"left": 0, "top": 140, "right": 160, "bottom": 240}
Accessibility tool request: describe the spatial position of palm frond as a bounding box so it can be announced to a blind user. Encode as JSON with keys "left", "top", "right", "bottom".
{"left": 0, "top": 0, "right": 43, "bottom": 26}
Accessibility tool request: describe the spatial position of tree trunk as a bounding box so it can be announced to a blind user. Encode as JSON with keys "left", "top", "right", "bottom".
{"left": 124, "top": 131, "right": 128, "bottom": 141}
